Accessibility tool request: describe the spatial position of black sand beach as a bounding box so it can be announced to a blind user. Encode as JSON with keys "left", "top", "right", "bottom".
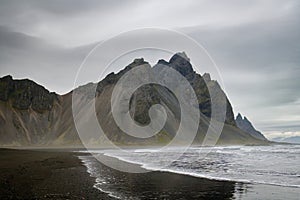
{"left": 0, "top": 148, "right": 113, "bottom": 200}
{"left": 1, "top": 148, "right": 298, "bottom": 200}
{"left": 0, "top": 148, "right": 237, "bottom": 199}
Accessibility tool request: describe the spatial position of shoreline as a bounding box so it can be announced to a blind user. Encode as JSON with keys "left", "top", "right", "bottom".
{"left": 0, "top": 148, "right": 238, "bottom": 199}
{"left": 78, "top": 152, "right": 238, "bottom": 199}
{"left": 1, "top": 148, "right": 299, "bottom": 199}
{"left": 80, "top": 145, "right": 300, "bottom": 189}
{"left": 80, "top": 150, "right": 300, "bottom": 199}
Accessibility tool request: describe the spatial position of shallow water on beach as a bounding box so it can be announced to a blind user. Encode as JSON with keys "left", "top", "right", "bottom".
{"left": 79, "top": 145, "right": 300, "bottom": 199}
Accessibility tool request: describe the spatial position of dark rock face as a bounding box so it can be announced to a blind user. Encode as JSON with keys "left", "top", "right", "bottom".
{"left": 156, "top": 52, "right": 236, "bottom": 126}
{"left": 235, "top": 113, "right": 267, "bottom": 141}
{"left": 168, "top": 52, "right": 193, "bottom": 76}
{"left": 95, "top": 52, "right": 236, "bottom": 126}
{"left": 129, "top": 84, "right": 167, "bottom": 125}
{"left": 0, "top": 75, "right": 62, "bottom": 146}
{"left": 92, "top": 55, "right": 263, "bottom": 145}
{"left": 96, "top": 58, "right": 149, "bottom": 94}
{"left": 0, "top": 75, "right": 57, "bottom": 112}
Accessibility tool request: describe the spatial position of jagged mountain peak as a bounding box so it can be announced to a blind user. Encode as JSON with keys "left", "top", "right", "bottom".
{"left": 1, "top": 75, "right": 13, "bottom": 81}
{"left": 171, "top": 52, "right": 190, "bottom": 61}
{"left": 235, "top": 113, "right": 267, "bottom": 141}
{"left": 124, "top": 57, "right": 149, "bottom": 71}
{"left": 168, "top": 52, "right": 193, "bottom": 77}
{"left": 236, "top": 113, "right": 243, "bottom": 120}
{"left": 236, "top": 113, "right": 251, "bottom": 124}
{"left": 94, "top": 52, "right": 236, "bottom": 126}
{"left": 131, "top": 58, "right": 148, "bottom": 66}
{"left": 202, "top": 73, "right": 211, "bottom": 82}
{"left": 236, "top": 113, "right": 254, "bottom": 127}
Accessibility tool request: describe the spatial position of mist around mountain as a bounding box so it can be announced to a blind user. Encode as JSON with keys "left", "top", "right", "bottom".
{"left": 235, "top": 113, "right": 268, "bottom": 141}
{"left": 0, "top": 52, "right": 269, "bottom": 147}
{"left": 271, "top": 136, "right": 300, "bottom": 144}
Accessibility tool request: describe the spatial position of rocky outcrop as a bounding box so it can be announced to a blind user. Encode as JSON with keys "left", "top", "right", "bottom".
{"left": 0, "top": 75, "right": 57, "bottom": 112}
{"left": 235, "top": 113, "right": 267, "bottom": 141}
{"left": 156, "top": 52, "right": 236, "bottom": 126}
{"left": 0, "top": 75, "right": 63, "bottom": 146}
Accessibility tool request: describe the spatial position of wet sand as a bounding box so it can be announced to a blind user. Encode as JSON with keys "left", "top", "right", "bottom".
{"left": 81, "top": 153, "right": 238, "bottom": 199}
{"left": 0, "top": 148, "right": 113, "bottom": 199}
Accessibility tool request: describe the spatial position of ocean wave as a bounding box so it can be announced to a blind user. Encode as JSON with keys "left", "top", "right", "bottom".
{"left": 78, "top": 145, "right": 300, "bottom": 194}
{"left": 101, "top": 145, "right": 300, "bottom": 189}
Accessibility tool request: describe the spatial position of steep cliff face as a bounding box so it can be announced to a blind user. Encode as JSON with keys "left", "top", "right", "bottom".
{"left": 157, "top": 52, "right": 236, "bottom": 126}
{"left": 235, "top": 113, "right": 267, "bottom": 141}
{"left": 0, "top": 75, "right": 63, "bottom": 145}
{"left": 0, "top": 53, "right": 267, "bottom": 146}
{"left": 0, "top": 75, "right": 57, "bottom": 111}
{"left": 91, "top": 53, "right": 263, "bottom": 145}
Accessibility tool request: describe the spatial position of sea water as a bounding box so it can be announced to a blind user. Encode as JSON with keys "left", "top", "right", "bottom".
{"left": 79, "top": 145, "right": 300, "bottom": 199}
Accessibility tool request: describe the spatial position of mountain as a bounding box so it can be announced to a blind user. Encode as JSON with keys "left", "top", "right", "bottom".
{"left": 235, "top": 113, "right": 267, "bottom": 141}
{"left": 0, "top": 75, "right": 81, "bottom": 146}
{"left": 0, "top": 52, "right": 268, "bottom": 147}
{"left": 271, "top": 136, "right": 300, "bottom": 144}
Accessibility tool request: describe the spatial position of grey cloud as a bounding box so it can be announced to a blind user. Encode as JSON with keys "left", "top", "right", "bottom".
{"left": 0, "top": 26, "right": 96, "bottom": 94}
{"left": 1, "top": 0, "right": 298, "bottom": 47}
{"left": 182, "top": 6, "right": 300, "bottom": 131}
{"left": 0, "top": 0, "right": 299, "bottom": 135}
{"left": 0, "top": 0, "right": 131, "bottom": 17}
{"left": 262, "top": 124, "right": 300, "bottom": 132}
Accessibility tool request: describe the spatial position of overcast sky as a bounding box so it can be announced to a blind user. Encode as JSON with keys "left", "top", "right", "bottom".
{"left": 0, "top": 0, "right": 299, "bottom": 139}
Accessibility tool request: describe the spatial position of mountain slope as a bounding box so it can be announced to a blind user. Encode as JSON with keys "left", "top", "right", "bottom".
{"left": 235, "top": 113, "right": 267, "bottom": 141}
{"left": 0, "top": 53, "right": 268, "bottom": 146}
{"left": 0, "top": 75, "right": 62, "bottom": 145}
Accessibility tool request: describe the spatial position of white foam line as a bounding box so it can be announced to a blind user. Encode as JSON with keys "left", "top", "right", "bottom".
{"left": 144, "top": 167, "right": 300, "bottom": 188}
{"left": 78, "top": 156, "right": 122, "bottom": 199}
{"left": 102, "top": 153, "right": 300, "bottom": 189}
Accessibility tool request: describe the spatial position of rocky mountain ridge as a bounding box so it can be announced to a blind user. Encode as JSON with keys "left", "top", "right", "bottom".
{"left": 0, "top": 75, "right": 57, "bottom": 112}
{"left": 235, "top": 113, "right": 267, "bottom": 141}
{"left": 0, "top": 53, "right": 268, "bottom": 146}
